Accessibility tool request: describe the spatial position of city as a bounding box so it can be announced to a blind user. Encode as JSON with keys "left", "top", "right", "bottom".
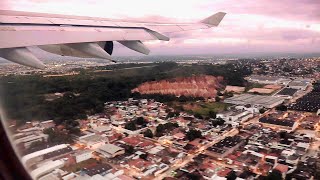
{"left": 2, "top": 56, "right": 319, "bottom": 180}
{"left": 0, "top": 0, "right": 320, "bottom": 179}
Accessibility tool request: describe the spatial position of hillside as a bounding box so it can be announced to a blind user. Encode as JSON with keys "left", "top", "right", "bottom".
{"left": 132, "top": 75, "right": 224, "bottom": 98}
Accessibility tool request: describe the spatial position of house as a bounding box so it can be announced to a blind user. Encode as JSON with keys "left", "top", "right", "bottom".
{"left": 74, "top": 150, "right": 93, "bottom": 163}
{"left": 274, "top": 164, "right": 289, "bottom": 179}
{"left": 173, "top": 133, "right": 185, "bottom": 140}
{"left": 96, "top": 144, "right": 125, "bottom": 158}
{"left": 78, "top": 133, "right": 108, "bottom": 149}
{"left": 217, "top": 110, "right": 253, "bottom": 123}
{"left": 128, "top": 159, "right": 153, "bottom": 172}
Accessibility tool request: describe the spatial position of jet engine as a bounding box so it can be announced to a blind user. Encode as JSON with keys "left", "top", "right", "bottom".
{"left": 39, "top": 41, "right": 115, "bottom": 62}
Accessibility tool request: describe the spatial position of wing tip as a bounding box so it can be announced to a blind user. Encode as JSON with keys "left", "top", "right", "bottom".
{"left": 200, "top": 12, "right": 227, "bottom": 27}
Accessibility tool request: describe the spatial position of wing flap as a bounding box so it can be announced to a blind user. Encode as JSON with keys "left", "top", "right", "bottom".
{"left": 0, "top": 26, "right": 159, "bottom": 49}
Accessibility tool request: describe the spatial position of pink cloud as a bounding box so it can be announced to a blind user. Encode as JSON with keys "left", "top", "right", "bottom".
{"left": 1, "top": 0, "right": 320, "bottom": 56}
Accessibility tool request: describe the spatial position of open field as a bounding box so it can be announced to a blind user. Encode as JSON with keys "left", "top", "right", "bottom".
{"left": 173, "top": 101, "right": 231, "bottom": 116}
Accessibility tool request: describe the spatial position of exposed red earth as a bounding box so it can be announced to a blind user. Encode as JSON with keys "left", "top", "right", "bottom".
{"left": 132, "top": 75, "right": 225, "bottom": 98}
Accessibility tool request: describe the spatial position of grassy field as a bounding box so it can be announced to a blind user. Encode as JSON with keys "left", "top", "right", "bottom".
{"left": 173, "top": 101, "right": 231, "bottom": 117}
{"left": 245, "top": 83, "right": 264, "bottom": 92}
{"left": 192, "top": 102, "right": 231, "bottom": 116}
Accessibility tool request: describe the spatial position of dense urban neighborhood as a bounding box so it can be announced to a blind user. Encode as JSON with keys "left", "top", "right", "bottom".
{"left": 1, "top": 57, "right": 320, "bottom": 180}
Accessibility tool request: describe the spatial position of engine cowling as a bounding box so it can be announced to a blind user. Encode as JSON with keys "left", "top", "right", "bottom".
{"left": 39, "top": 41, "right": 114, "bottom": 59}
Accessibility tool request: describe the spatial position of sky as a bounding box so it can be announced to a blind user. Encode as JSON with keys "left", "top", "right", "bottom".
{"left": 1, "top": 0, "right": 320, "bottom": 56}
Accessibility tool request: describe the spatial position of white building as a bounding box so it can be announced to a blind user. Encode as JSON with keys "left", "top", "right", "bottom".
{"left": 224, "top": 94, "right": 285, "bottom": 109}
{"left": 92, "top": 126, "right": 112, "bottom": 134}
{"left": 217, "top": 110, "right": 253, "bottom": 123}
{"left": 235, "top": 105, "right": 260, "bottom": 114}
{"left": 78, "top": 134, "right": 108, "bottom": 149}
{"left": 74, "top": 150, "right": 93, "bottom": 163}
{"left": 22, "top": 144, "right": 69, "bottom": 167}
{"left": 96, "top": 144, "right": 125, "bottom": 158}
{"left": 247, "top": 76, "right": 291, "bottom": 85}
{"left": 40, "top": 120, "right": 55, "bottom": 129}
{"left": 287, "top": 79, "right": 310, "bottom": 90}
{"left": 30, "top": 160, "right": 65, "bottom": 180}
{"left": 14, "top": 133, "right": 49, "bottom": 148}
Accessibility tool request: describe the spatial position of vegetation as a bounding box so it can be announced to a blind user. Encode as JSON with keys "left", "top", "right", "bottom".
{"left": 166, "top": 111, "right": 180, "bottom": 119}
{"left": 124, "top": 121, "right": 137, "bottom": 131}
{"left": 186, "top": 129, "right": 203, "bottom": 141}
{"left": 0, "top": 62, "right": 251, "bottom": 125}
{"left": 155, "top": 122, "right": 179, "bottom": 137}
{"left": 208, "top": 110, "right": 217, "bottom": 119}
{"left": 143, "top": 129, "right": 154, "bottom": 138}
{"left": 132, "top": 93, "right": 204, "bottom": 103}
{"left": 190, "top": 102, "right": 230, "bottom": 117}
{"left": 226, "top": 170, "right": 237, "bottom": 180}
{"left": 266, "top": 169, "right": 282, "bottom": 180}
{"left": 245, "top": 82, "right": 264, "bottom": 92}
{"left": 211, "top": 118, "right": 225, "bottom": 127}
{"left": 139, "top": 153, "right": 148, "bottom": 160}
{"left": 276, "top": 104, "right": 288, "bottom": 111}
{"left": 186, "top": 173, "right": 202, "bottom": 180}
{"left": 124, "top": 145, "right": 135, "bottom": 154}
{"left": 259, "top": 108, "right": 267, "bottom": 114}
{"left": 43, "top": 128, "right": 74, "bottom": 143}
{"left": 124, "top": 117, "right": 148, "bottom": 131}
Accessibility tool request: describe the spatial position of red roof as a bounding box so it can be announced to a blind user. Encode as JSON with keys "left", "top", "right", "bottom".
{"left": 217, "top": 168, "right": 232, "bottom": 177}
{"left": 275, "top": 164, "right": 289, "bottom": 173}
{"left": 173, "top": 132, "right": 185, "bottom": 139}
{"left": 139, "top": 140, "right": 154, "bottom": 148}
{"left": 227, "top": 154, "right": 238, "bottom": 160}
{"left": 117, "top": 175, "right": 135, "bottom": 180}
{"left": 197, "top": 123, "right": 206, "bottom": 129}
{"left": 122, "top": 137, "right": 141, "bottom": 146}
{"left": 188, "top": 138, "right": 202, "bottom": 147}
{"left": 128, "top": 159, "right": 152, "bottom": 169}
{"left": 200, "top": 162, "right": 216, "bottom": 170}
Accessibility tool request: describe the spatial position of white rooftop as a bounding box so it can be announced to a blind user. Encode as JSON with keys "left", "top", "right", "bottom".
{"left": 22, "top": 144, "right": 69, "bottom": 165}
{"left": 98, "top": 144, "right": 124, "bottom": 155}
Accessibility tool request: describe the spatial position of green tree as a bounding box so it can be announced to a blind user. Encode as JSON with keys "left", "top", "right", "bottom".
{"left": 143, "top": 129, "right": 153, "bottom": 138}
{"left": 124, "top": 121, "right": 137, "bottom": 131}
{"left": 186, "top": 129, "right": 202, "bottom": 141}
{"left": 276, "top": 105, "right": 288, "bottom": 111}
{"left": 136, "top": 117, "right": 146, "bottom": 125}
{"left": 259, "top": 108, "right": 266, "bottom": 114}
{"left": 226, "top": 170, "right": 237, "bottom": 180}
{"left": 139, "top": 153, "right": 148, "bottom": 160}
{"left": 125, "top": 145, "right": 134, "bottom": 154}
{"left": 208, "top": 111, "right": 217, "bottom": 119}
{"left": 194, "top": 113, "right": 203, "bottom": 119}
{"left": 43, "top": 128, "right": 73, "bottom": 143}
{"left": 266, "top": 169, "right": 282, "bottom": 180}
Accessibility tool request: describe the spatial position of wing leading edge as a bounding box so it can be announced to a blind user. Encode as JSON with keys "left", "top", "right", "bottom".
{"left": 0, "top": 11, "right": 226, "bottom": 69}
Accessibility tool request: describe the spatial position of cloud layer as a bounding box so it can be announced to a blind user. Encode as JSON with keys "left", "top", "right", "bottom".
{"left": 1, "top": 0, "right": 320, "bottom": 56}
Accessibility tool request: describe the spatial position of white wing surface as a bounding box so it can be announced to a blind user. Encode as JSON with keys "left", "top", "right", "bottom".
{"left": 0, "top": 10, "right": 226, "bottom": 68}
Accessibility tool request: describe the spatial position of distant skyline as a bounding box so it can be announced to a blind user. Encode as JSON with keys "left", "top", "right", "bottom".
{"left": 1, "top": 0, "right": 320, "bottom": 56}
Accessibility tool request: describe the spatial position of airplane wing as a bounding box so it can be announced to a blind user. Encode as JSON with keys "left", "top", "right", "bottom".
{"left": 0, "top": 10, "right": 226, "bottom": 69}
